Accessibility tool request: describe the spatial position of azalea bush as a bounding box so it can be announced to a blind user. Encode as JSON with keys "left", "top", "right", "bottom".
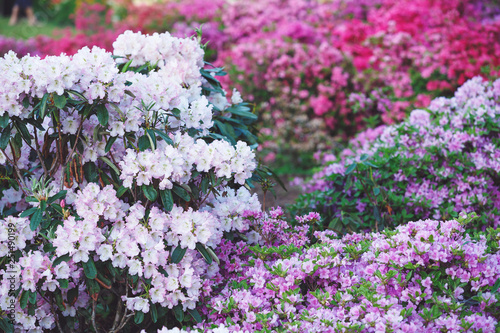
{"left": 195, "top": 210, "right": 499, "bottom": 332}
{"left": 215, "top": 0, "right": 500, "bottom": 166}
{"left": 0, "top": 30, "right": 266, "bottom": 332}
{"left": 291, "top": 77, "right": 500, "bottom": 234}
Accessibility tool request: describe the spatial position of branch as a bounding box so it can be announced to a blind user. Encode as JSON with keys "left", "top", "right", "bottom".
{"left": 33, "top": 129, "right": 49, "bottom": 179}
{"left": 92, "top": 298, "right": 99, "bottom": 333}
{"left": 64, "top": 114, "right": 85, "bottom": 166}
{"left": 110, "top": 297, "right": 123, "bottom": 332}
{"left": 56, "top": 116, "right": 65, "bottom": 191}
{"left": 2, "top": 144, "right": 28, "bottom": 195}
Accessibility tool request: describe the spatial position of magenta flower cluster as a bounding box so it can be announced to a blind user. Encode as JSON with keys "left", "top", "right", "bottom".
{"left": 5, "top": 0, "right": 499, "bottom": 163}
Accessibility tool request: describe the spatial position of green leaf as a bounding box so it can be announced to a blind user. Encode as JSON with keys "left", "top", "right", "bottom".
{"left": 82, "top": 104, "right": 94, "bottom": 119}
{"left": 0, "top": 317, "right": 14, "bottom": 333}
{"left": 134, "top": 311, "right": 144, "bottom": 324}
{"left": 173, "top": 304, "right": 184, "bottom": 323}
{"left": 124, "top": 90, "right": 136, "bottom": 98}
{"left": 373, "top": 206, "right": 381, "bottom": 223}
{"left": 83, "top": 258, "right": 97, "bottom": 279}
{"left": 328, "top": 218, "right": 341, "bottom": 231}
{"left": 215, "top": 120, "right": 236, "bottom": 144}
{"left": 96, "top": 104, "right": 109, "bottom": 127}
{"left": 98, "top": 156, "right": 121, "bottom": 176}
{"left": 40, "top": 93, "right": 49, "bottom": 118}
{"left": 43, "top": 242, "right": 56, "bottom": 253}
{"left": 226, "top": 105, "right": 258, "bottom": 121}
{"left": 121, "top": 58, "right": 134, "bottom": 73}
{"left": 86, "top": 278, "right": 100, "bottom": 295}
{"left": 142, "top": 185, "right": 158, "bottom": 202}
{"left": 151, "top": 128, "right": 173, "bottom": 145}
{"left": 0, "top": 114, "right": 9, "bottom": 129}
{"left": 196, "top": 243, "right": 213, "bottom": 265}
{"left": 93, "top": 124, "right": 102, "bottom": 143}
{"left": 160, "top": 189, "right": 174, "bottom": 212}
{"left": 345, "top": 163, "right": 357, "bottom": 175}
{"left": 105, "top": 136, "right": 118, "bottom": 153}
{"left": 0, "top": 126, "right": 11, "bottom": 150}
{"left": 150, "top": 303, "right": 158, "bottom": 323}
{"left": 188, "top": 308, "right": 202, "bottom": 323}
{"left": 492, "top": 278, "right": 500, "bottom": 293}
{"left": 14, "top": 121, "right": 31, "bottom": 145}
{"left": 362, "top": 160, "right": 378, "bottom": 168}
{"left": 137, "top": 135, "right": 150, "bottom": 151}
{"left": 67, "top": 287, "right": 79, "bottom": 305}
{"left": 20, "top": 207, "right": 38, "bottom": 217}
{"left": 200, "top": 176, "right": 209, "bottom": 194}
{"left": 206, "top": 246, "right": 220, "bottom": 265}
{"left": 20, "top": 290, "right": 29, "bottom": 309}
{"left": 54, "top": 291, "right": 66, "bottom": 311}
{"left": 53, "top": 254, "right": 71, "bottom": 267}
{"left": 67, "top": 90, "right": 88, "bottom": 102}
{"left": 53, "top": 94, "right": 67, "bottom": 109}
{"left": 116, "top": 186, "right": 128, "bottom": 198}
{"left": 83, "top": 162, "right": 99, "bottom": 182}
{"left": 30, "top": 209, "right": 42, "bottom": 231}
{"left": 171, "top": 246, "right": 187, "bottom": 264}
{"left": 57, "top": 279, "right": 69, "bottom": 289}
{"left": 171, "top": 108, "right": 181, "bottom": 117}
{"left": 146, "top": 129, "right": 157, "bottom": 149}
{"left": 47, "top": 190, "right": 67, "bottom": 204}
{"left": 173, "top": 184, "right": 190, "bottom": 202}
{"left": 28, "top": 291, "right": 36, "bottom": 304}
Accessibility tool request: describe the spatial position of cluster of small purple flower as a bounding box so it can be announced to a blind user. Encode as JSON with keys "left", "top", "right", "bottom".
{"left": 294, "top": 77, "right": 500, "bottom": 232}
{"left": 197, "top": 212, "right": 500, "bottom": 332}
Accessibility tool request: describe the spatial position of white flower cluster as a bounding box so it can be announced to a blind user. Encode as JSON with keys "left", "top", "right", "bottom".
{"left": 113, "top": 30, "right": 204, "bottom": 75}
{"left": 0, "top": 46, "right": 119, "bottom": 118}
{"left": 0, "top": 30, "right": 211, "bottom": 134}
{"left": 112, "top": 31, "right": 213, "bottom": 132}
{"left": 119, "top": 133, "right": 256, "bottom": 190}
{"left": 0, "top": 216, "right": 35, "bottom": 257}
{"left": 0, "top": 249, "right": 88, "bottom": 330}
{"left": 150, "top": 205, "right": 222, "bottom": 249}
{"left": 203, "top": 187, "right": 261, "bottom": 232}
{"left": 48, "top": 183, "right": 231, "bottom": 313}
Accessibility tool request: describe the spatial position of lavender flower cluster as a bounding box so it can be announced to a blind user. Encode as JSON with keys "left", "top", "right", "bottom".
{"left": 198, "top": 212, "right": 500, "bottom": 332}
{"left": 294, "top": 77, "right": 500, "bottom": 232}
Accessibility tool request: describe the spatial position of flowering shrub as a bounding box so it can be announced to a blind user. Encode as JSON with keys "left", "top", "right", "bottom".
{"left": 291, "top": 77, "right": 500, "bottom": 233}
{"left": 5, "top": 0, "right": 500, "bottom": 168}
{"left": 0, "top": 30, "right": 263, "bottom": 332}
{"left": 196, "top": 211, "right": 500, "bottom": 332}
{"left": 215, "top": 0, "right": 500, "bottom": 164}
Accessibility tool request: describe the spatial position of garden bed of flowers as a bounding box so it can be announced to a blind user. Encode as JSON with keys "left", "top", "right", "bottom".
{"left": 0, "top": 28, "right": 499, "bottom": 333}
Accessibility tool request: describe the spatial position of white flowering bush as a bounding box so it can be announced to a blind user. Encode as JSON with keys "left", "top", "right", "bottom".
{"left": 0, "top": 30, "right": 264, "bottom": 332}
